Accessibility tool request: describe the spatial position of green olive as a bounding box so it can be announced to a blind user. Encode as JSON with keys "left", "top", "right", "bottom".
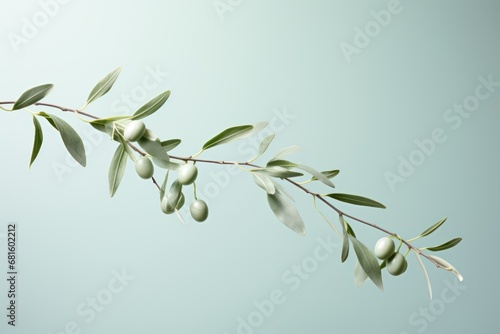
{"left": 124, "top": 120, "right": 146, "bottom": 142}
{"left": 374, "top": 237, "right": 395, "bottom": 260}
{"left": 190, "top": 199, "right": 209, "bottom": 222}
{"left": 178, "top": 163, "right": 198, "bottom": 185}
{"left": 135, "top": 156, "right": 154, "bottom": 179}
{"left": 386, "top": 253, "right": 407, "bottom": 276}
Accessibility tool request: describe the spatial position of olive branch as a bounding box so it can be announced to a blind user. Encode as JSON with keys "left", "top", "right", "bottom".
{"left": 0, "top": 67, "right": 463, "bottom": 299}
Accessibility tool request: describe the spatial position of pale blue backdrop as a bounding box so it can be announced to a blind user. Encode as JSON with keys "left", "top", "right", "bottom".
{"left": 1, "top": 1, "right": 498, "bottom": 333}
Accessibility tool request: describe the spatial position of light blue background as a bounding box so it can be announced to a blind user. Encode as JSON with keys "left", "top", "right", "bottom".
{"left": 1, "top": 1, "right": 499, "bottom": 333}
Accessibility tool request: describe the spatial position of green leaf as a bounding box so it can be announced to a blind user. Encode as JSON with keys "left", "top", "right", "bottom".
{"left": 349, "top": 235, "right": 384, "bottom": 291}
{"left": 160, "top": 139, "right": 181, "bottom": 152}
{"left": 429, "top": 255, "right": 463, "bottom": 281}
{"left": 426, "top": 238, "right": 462, "bottom": 252}
{"left": 311, "top": 170, "right": 340, "bottom": 181}
{"left": 167, "top": 180, "right": 182, "bottom": 208}
{"left": 29, "top": 116, "right": 43, "bottom": 167}
{"left": 339, "top": 215, "right": 349, "bottom": 263}
{"left": 89, "top": 115, "right": 131, "bottom": 125}
{"left": 202, "top": 125, "right": 253, "bottom": 150}
{"left": 252, "top": 171, "right": 276, "bottom": 195}
{"left": 39, "top": 112, "right": 86, "bottom": 167}
{"left": 354, "top": 260, "right": 369, "bottom": 287}
{"left": 138, "top": 137, "right": 170, "bottom": 161}
{"left": 326, "top": 193, "right": 386, "bottom": 209}
{"left": 160, "top": 170, "right": 170, "bottom": 200}
{"left": 267, "top": 192, "right": 305, "bottom": 236}
{"left": 152, "top": 157, "right": 180, "bottom": 171}
{"left": 269, "top": 145, "right": 301, "bottom": 162}
{"left": 420, "top": 217, "right": 447, "bottom": 237}
{"left": 90, "top": 122, "right": 113, "bottom": 136}
{"left": 270, "top": 179, "right": 294, "bottom": 202}
{"left": 413, "top": 250, "right": 433, "bottom": 300}
{"left": 297, "top": 164, "right": 335, "bottom": 188}
{"left": 249, "top": 133, "right": 275, "bottom": 162}
{"left": 132, "top": 90, "right": 171, "bottom": 120}
{"left": 12, "top": 84, "right": 54, "bottom": 110}
{"left": 108, "top": 144, "right": 128, "bottom": 197}
{"left": 86, "top": 67, "right": 121, "bottom": 104}
{"left": 266, "top": 160, "right": 298, "bottom": 168}
{"left": 345, "top": 221, "right": 356, "bottom": 238}
{"left": 255, "top": 166, "right": 303, "bottom": 178}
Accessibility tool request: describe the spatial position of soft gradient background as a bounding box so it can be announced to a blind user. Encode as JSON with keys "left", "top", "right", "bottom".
{"left": 1, "top": 1, "right": 499, "bottom": 333}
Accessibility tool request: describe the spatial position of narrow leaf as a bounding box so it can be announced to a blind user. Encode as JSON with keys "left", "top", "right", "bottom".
{"left": 138, "top": 137, "right": 170, "bottom": 161}
{"left": 256, "top": 166, "right": 303, "bottom": 178}
{"left": 239, "top": 122, "right": 269, "bottom": 138}
{"left": 413, "top": 250, "right": 433, "bottom": 300}
{"left": 160, "top": 139, "right": 181, "bottom": 152}
{"left": 108, "top": 144, "right": 128, "bottom": 197}
{"left": 29, "top": 116, "right": 43, "bottom": 167}
{"left": 132, "top": 90, "right": 171, "bottom": 120}
{"left": 152, "top": 157, "right": 180, "bottom": 171}
{"left": 420, "top": 217, "right": 447, "bottom": 237}
{"left": 13, "top": 84, "right": 53, "bottom": 110}
{"left": 167, "top": 180, "right": 182, "bottom": 208}
{"left": 89, "top": 115, "right": 131, "bottom": 125}
{"left": 311, "top": 169, "right": 340, "bottom": 181}
{"left": 326, "top": 193, "right": 386, "bottom": 209}
{"left": 270, "top": 179, "right": 294, "bottom": 202}
{"left": 266, "top": 160, "right": 298, "bottom": 168}
{"left": 429, "top": 255, "right": 464, "bottom": 281}
{"left": 426, "top": 238, "right": 462, "bottom": 252}
{"left": 40, "top": 112, "right": 86, "bottom": 167}
{"left": 252, "top": 172, "right": 276, "bottom": 195}
{"left": 86, "top": 68, "right": 121, "bottom": 104}
{"left": 345, "top": 222, "right": 356, "bottom": 238}
{"left": 267, "top": 192, "right": 306, "bottom": 236}
{"left": 297, "top": 164, "right": 335, "bottom": 188}
{"left": 349, "top": 235, "right": 384, "bottom": 291}
{"left": 339, "top": 215, "right": 349, "bottom": 263}
{"left": 354, "top": 260, "right": 369, "bottom": 287}
{"left": 202, "top": 125, "right": 253, "bottom": 150}
{"left": 269, "top": 145, "right": 301, "bottom": 162}
{"left": 249, "top": 133, "right": 275, "bottom": 162}
{"left": 160, "top": 170, "right": 170, "bottom": 200}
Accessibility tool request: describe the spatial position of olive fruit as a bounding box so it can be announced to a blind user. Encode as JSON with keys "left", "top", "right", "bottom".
{"left": 178, "top": 163, "right": 198, "bottom": 185}
{"left": 190, "top": 199, "right": 209, "bottom": 222}
{"left": 386, "top": 252, "right": 408, "bottom": 276}
{"left": 124, "top": 120, "right": 146, "bottom": 142}
{"left": 374, "top": 237, "right": 395, "bottom": 260}
{"left": 135, "top": 156, "right": 154, "bottom": 179}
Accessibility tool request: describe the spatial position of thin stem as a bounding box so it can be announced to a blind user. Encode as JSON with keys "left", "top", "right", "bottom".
{"left": 0, "top": 100, "right": 442, "bottom": 269}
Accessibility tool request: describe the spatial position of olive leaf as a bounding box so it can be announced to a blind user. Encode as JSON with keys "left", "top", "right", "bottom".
{"left": 429, "top": 255, "right": 463, "bottom": 281}
{"left": 269, "top": 145, "right": 301, "bottom": 162}
{"left": 252, "top": 171, "right": 276, "bottom": 195}
{"left": 202, "top": 125, "right": 253, "bottom": 150}
{"left": 29, "top": 116, "right": 43, "bottom": 168}
{"left": 37, "top": 112, "right": 86, "bottom": 167}
{"left": 138, "top": 137, "right": 170, "bottom": 161}
{"left": 349, "top": 235, "right": 384, "bottom": 291}
{"left": 159, "top": 170, "right": 169, "bottom": 200}
{"left": 152, "top": 157, "right": 180, "bottom": 171}
{"left": 266, "top": 160, "right": 298, "bottom": 168}
{"left": 310, "top": 170, "right": 339, "bottom": 181}
{"left": 413, "top": 250, "right": 433, "bottom": 300}
{"left": 296, "top": 164, "right": 335, "bottom": 188}
{"left": 12, "top": 84, "right": 54, "bottom": 110}
{"left": 255, "top": 166, "right": 303, "bottom": 178}
{"left": 167, "top": 180, "right": 183, "bottom": 208}
{"left": 108, "top": 144, "right": 128, "bottom": 197}
{"left": 89, "top": 115, "right": 131, "bottom": 125}
{"left": 161, "top": 139, "right": 181, "bottom": 152}
{"left": 132, "top": 90, "right": 171, "bottom": 120}
{"left": 419, "top": 217, "right": 447, "bottom": 237}
{"left": 354, "top": 260, "right": 369, "bottom": 287}
{"left": 86, "top": 67, "right": 121, "bottom": 105}
{"left": 339, "top": 215, "right": 349, "bottom": 263}
{"left": 425, "top": 238, "right": 462, "bottom": 252}
{"left": 267, "top": 192, "right": 306, "bottom": 236}
{"left": 345, "top": 221, "right": 356, "bottom": 238}
{"left": 248, "top": 133, "right": 275, "bottom": 162}
{"left": 326, "top": 193, "right": 386, "bottom": 209}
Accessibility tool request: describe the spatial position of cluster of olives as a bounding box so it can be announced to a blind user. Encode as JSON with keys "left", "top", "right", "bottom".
{"left": 374, "top": 237, "right": 408, "bottom": 276}
{"left": 124, "top": 120, "right": 209, "bottom": 222}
